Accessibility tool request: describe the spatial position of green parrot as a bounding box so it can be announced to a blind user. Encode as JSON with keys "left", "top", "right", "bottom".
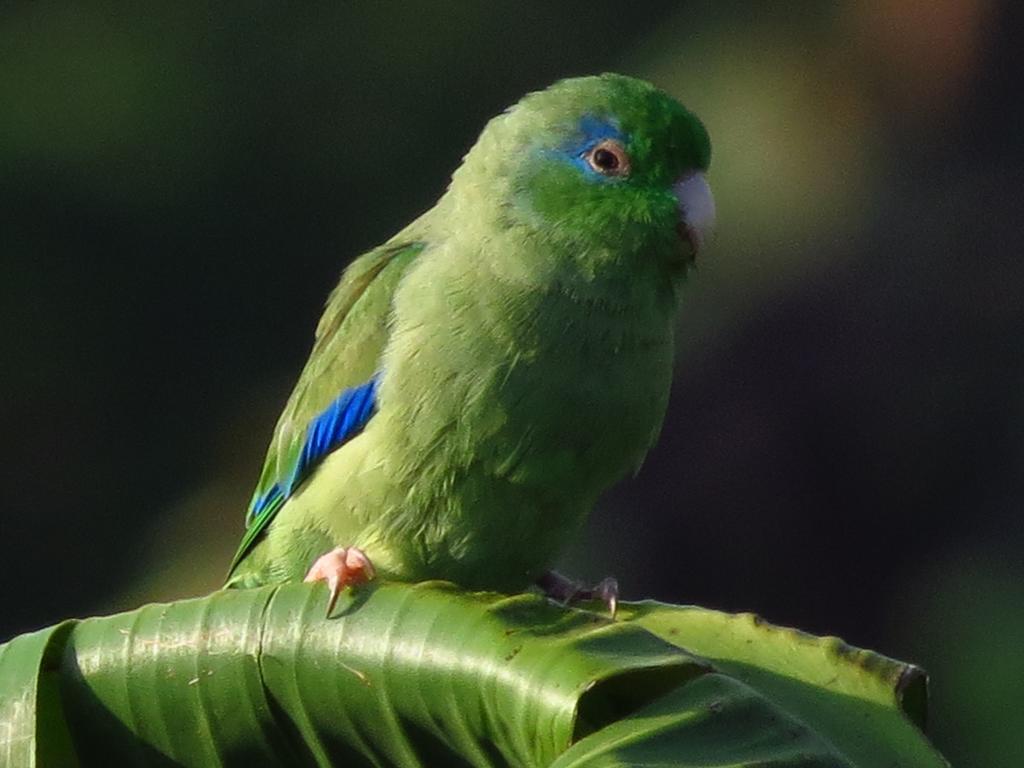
{"left": 226, "top": 73, "right": 714, "bottom": 613}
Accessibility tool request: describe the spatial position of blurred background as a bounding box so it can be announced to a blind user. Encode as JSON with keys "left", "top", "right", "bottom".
{"left": 2, "top": 1, "right": 1021, "bottom": 763}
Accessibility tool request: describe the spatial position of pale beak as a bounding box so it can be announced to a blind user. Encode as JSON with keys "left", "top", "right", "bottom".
{"left": 673, "top": 171, "right": 715, "bottom": 258}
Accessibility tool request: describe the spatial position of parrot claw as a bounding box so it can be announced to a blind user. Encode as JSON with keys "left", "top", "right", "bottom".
{"left": 304, "top": 547, "right": 376, "bottom": 616}
{"left": 590, "top": 576, "right": 619, "bottom": 619}
{"left": 536, "top": 570, "right": 620, "bottom": 618}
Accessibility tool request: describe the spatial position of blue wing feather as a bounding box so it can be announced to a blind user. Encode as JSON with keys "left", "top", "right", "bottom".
{"left": 250, "top": 374, "right": 379, "bottom": 520}
{"left": 290, "top": 374, "right": 379, "bottom": 495}
{"left": 232, "top": 375, "right": 380, "bottom": 572}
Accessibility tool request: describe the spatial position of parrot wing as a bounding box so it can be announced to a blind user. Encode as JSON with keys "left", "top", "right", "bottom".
{"left": 228, "top": 240, "right": 425, "bottom": 575}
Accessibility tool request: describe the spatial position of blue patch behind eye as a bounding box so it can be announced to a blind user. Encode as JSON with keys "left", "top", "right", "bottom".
{"left": 561, "top": 115, "right": 627, "bottom": 178}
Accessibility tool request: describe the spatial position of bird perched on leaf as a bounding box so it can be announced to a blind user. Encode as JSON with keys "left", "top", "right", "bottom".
{"left": 225, "top": 74, "right": 714, "bottom": 615}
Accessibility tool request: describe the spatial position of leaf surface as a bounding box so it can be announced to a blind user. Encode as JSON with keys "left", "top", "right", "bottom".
{"left": 0, "top": 584, "right": 947, "bottom": 767}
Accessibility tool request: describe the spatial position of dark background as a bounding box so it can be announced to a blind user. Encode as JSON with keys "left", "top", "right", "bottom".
{"left": 2, "top": 2, "right": 1021, "bottom": 764}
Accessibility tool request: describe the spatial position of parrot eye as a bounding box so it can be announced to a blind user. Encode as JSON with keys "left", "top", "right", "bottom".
{"left": 585, "top": 139, "right": 630, "bottom": 177}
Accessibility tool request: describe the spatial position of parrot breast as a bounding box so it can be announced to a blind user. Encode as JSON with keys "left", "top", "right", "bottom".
{"left": 360, "top": 238, "right": 679, "bottom": 590}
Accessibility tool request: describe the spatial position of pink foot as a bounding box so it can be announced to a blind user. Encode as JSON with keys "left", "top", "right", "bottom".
{"left": 304, "top": 546, "right": 376, "bottom": 615}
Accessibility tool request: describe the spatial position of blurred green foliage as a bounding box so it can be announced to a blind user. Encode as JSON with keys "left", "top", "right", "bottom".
{"left": 891, "top": 546, "right": 1024, "bottom": 767}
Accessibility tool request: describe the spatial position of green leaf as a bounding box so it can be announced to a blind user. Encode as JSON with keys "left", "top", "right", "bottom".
{"left": 0, "top": 583, "right": 946, "bottom": 767}
{"left": 619, "top": 601, "right": 946, "bottom": 768}
{"left": 0, "top": 621, "right": 79, "bottom": 768}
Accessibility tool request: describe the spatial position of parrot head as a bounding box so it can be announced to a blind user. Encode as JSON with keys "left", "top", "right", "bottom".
{"left": 448, "top": 73, "right": 714, "bottom": 280}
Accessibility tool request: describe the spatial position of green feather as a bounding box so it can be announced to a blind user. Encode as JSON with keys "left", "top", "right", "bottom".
{"left": 227, "top": 241, "right": 424, "bottom": 582}
{"left": 227, "top": 74, "right": 711, "bottom": 591}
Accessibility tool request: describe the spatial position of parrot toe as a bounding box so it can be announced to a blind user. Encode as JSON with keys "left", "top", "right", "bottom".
{"left": 590, "top": 576, "right": 619, "bottom": 619}
{"left": 304, "top": 546, "right": 377, "bottom": 616}
{"left": 536, "top": 570, "right": 619, "bottom": 618}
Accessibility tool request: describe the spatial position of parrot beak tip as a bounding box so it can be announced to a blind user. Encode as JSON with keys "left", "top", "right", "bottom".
{"left": 673, "top": 171, "right": 715, "bottom": 261}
